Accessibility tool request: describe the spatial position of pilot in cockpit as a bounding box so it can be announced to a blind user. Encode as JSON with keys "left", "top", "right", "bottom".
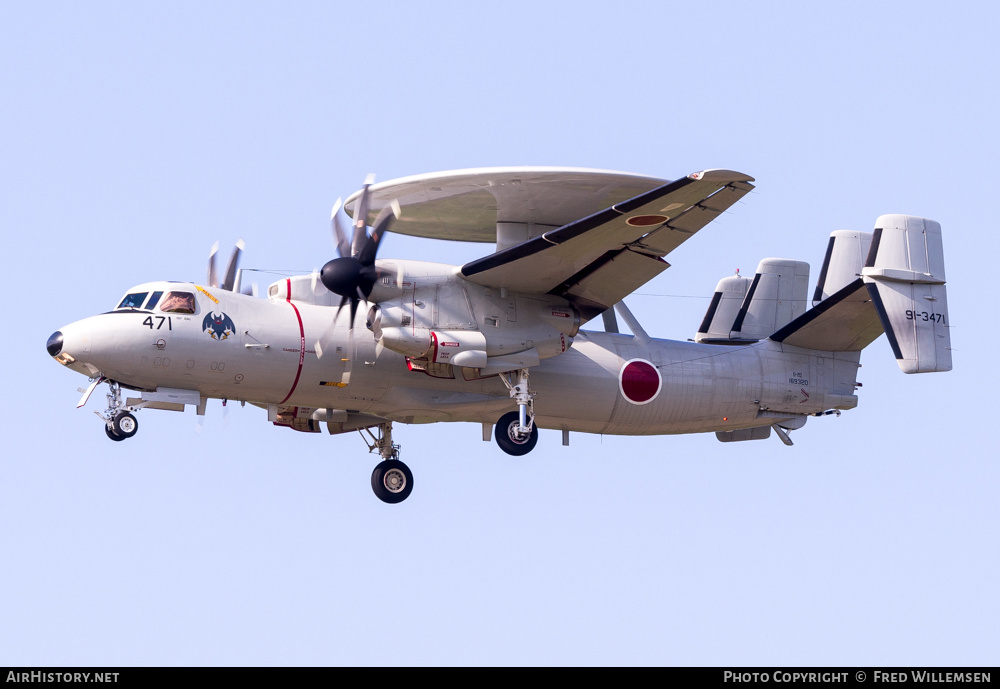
{"left": 117, "top": 292, "right": 147, "bottom": 309}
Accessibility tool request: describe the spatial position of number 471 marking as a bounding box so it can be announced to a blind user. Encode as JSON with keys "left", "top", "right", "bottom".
{"left": 143, "top": 316, "right": 172, "bottom": 330}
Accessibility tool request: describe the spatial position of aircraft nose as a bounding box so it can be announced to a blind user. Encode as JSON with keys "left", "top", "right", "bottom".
{"left": 47, "top": 331, "right": 64, "bottom": 357}
{"left": 48, "top": 321, "right": 93, "bottom": 369}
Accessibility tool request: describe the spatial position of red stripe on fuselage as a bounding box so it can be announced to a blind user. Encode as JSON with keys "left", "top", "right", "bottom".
{"left": 280, "top": 278, "right": 306, "bottom": 404}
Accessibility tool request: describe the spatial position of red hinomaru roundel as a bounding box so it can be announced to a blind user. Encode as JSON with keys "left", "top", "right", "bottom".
{"left": 618, "top": 359, "right": 662, "bottom": 405}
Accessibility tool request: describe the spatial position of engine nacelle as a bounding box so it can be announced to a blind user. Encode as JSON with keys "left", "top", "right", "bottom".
{"left": 430, "top": 330, "right": 488, "bottom": 367}
{"left": 273, "top": 411, "right": 322, "bottom": 433}
{"left": 366, "top": 279, "right": 579, "bottom": 374}
{"left": 274, "top": 406, "right": 383, "bottom": 434}
{"left": 374, "top": 326, "right": 434, "bottom": 359}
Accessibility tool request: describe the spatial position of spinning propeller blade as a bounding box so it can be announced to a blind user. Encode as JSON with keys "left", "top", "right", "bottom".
{"left": 221, "top": 239, "right": 245, "bottom": 291}
{"left": 314, "top": 302, "right": 354, "bottom": 386}
{"left": 331, "top": 198, "right": 351, "bottom": 258}
{"left": 320, "top": 175, "right": 400, "bottom": 336}
{"left": 360, "top": 200, "right": 400, "bottom": 266}
{"left": 207, "top": 242, "right": 220, "bottom": 288}
{"left": 351, "top": 173, "right": 376, "bottom": 259}
{"left": 207, "top": 239, "right": 246, "bottom": 291}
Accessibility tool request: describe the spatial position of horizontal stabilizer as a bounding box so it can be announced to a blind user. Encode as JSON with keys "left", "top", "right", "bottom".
{"left": 770, "top": 278, "right": 883, "bottom": 351}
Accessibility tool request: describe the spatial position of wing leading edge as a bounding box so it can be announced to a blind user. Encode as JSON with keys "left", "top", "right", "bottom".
{"left": 460, "top": 169, "right": 754, "bottom": 319}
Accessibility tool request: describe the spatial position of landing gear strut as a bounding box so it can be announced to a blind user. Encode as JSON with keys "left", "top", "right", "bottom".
{"left": 361, "top": 422, "right": 413, "bottom": 504}
{"left": 96, "top": 380, "right": 140, "bottom": 442}
{"left": 496, "top": 368, "right": 539, "bottom": 455}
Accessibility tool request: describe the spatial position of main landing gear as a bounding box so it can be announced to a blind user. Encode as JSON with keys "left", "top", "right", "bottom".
{"left": 97, "top": 380, "right": 140, "bottom": 442}
{"left": 361, "top": 422, "right": 413, "bottom": 504}
{"left": 495, "top": 411, "right": 538, "bottom": 455}
{"left": 495, "top": 368, "right": 539, "bottom": 456}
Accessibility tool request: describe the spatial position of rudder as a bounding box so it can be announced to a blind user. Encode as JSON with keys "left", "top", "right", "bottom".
{"left": 862, "top": 214, "right": 951, "bottom": 373}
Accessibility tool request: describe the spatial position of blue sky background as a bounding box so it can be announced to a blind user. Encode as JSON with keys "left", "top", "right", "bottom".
{"left": 2, "top": 0, "right": 996, "bottom": 666}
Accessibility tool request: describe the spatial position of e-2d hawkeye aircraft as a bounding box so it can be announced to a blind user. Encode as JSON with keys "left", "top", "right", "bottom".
{"left": 46, "top": 167, "right": 952, "bottom": 503}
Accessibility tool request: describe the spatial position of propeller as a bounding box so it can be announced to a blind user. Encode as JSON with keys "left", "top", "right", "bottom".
{"left": 207, "top": 239, "right": 246, "bottom": 291}
{"left": 320, "top": 176, "right": 400, "bottom": 329}
{"left": 207, "top": 239, "right": 256, "bottom": 295}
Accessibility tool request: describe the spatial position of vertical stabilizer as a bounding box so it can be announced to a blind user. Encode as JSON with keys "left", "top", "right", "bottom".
{"left": 696, "top": 260, "right": 808, "bottom": 343}
{"left": 813, "top": 230, "right": 873, "bottom": 306}
{"left": 861, "top": 215, "right": 951, "bottom": 373}
{"left": 733, "top": 259, "right": 810, "bottom": 340}
{"left": 696, "top": 273, "right": 751, "bottom": 343}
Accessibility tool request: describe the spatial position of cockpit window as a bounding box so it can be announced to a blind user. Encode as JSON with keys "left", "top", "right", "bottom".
{"left": 117, "top": 292, "right": 148, "bottom": 309}
{"left": 159, "top": 291, "right": 196, "bottom": 314}
{"left": 145, "top": 291, "right": 163, "bottom": 310}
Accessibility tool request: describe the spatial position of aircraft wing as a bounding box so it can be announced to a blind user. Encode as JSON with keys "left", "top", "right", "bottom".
{"left": 460, "top": 169, "right": 754, "bottom": 319}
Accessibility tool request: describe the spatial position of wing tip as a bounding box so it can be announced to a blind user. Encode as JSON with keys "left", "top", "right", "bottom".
{"left": 689, "top": 169, "right": 755, "bottom": 183}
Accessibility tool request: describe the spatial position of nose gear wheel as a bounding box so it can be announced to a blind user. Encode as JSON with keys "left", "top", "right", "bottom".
{"left": 113, "top": 412, "right": 139, "bottom": 438}
{"left": 94, "top": 380, "right": 141, "bottom": 442}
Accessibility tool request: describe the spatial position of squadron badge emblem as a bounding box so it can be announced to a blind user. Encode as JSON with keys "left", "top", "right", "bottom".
{"left": 202, "top": 311, "right": 236, "bottom": 341}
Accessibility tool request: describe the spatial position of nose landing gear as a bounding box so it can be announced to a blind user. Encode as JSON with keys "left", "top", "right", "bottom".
{"left": 95, "top": 380, "right": 141, "bottom": 442}
{"left": 113, "top": 411, "right": 139, "bottom": 438}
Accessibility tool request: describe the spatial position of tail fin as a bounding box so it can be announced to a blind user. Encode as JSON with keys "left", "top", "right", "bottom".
{"left": 862, "top": 215, "right": 951, "bottom": 373}
{"left": 695, "top": 272, "right": 752, "bottom": 343}
{"left": 771, "top": 215, "right": 952, "bottom": 373}
{"left": 696, "top": 259, "right": 809, "bottom": 344}
{"left": 812, "top": 230, "right": 872, "bottom": 305}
